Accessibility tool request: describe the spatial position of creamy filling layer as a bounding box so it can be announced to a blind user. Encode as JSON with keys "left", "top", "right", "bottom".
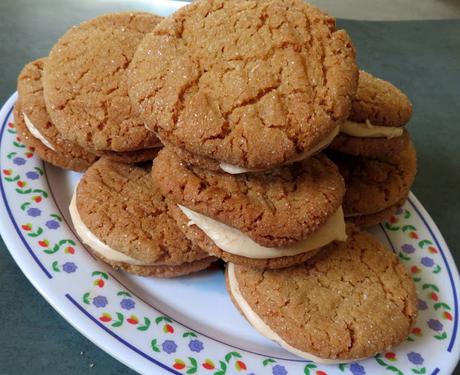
{"left": 227, "top": 263, "right": 365, "bottom": 364}
{"left": 219, "top": 126, "right": 340, "bottom": 174}
{"left": 178, "top": 205, "right": 347, "bottom": 259}
{"left": 23, "top": 112, "right": 56, "bottom": 151}
{"left": 69, "top": 188, "right": 153, "bottom": 266}
{"left": 340, "top": 120, "right": 404, "bottom": 139}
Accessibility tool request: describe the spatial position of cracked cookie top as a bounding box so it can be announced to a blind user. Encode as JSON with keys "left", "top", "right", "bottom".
{"left": 129, "top": 0, "right": 358, "bottom": 170}
{"left": 152, "top": 147, "right": 345, "bottom": 247}
{"left": 349, "top": 70, "right": 412, "bottom": 127}
{"left": 228, "top": 229, "right": 418, "bottom": 360}
{"left": 328, "top": 141, "right": 417, "bottom": 216}
{"left": 76, "top": 157, "right": 209, "bottom": 266}
{"left": 43, "top": 12, "right": 162, "bottom": 153}
{"left": 16, "top": 58, "right": 98, "bottom": 172}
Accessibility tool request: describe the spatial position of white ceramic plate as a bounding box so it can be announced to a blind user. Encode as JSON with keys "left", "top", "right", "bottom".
{"left": 1, "top": 3, "right": 460, "bottom": 373}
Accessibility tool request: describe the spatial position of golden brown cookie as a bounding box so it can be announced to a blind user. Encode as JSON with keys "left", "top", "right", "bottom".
{"left": 43, "top": 12, "right": 162, "bottom": 154}
{"left": 328, "top": 141, "right": 417, "bottom": 218}
{"left": 330, "top": 70, "right": 412, "bottom": 158}
{"left": 347, "top": 196, "right": 407, "bottom": 229}
{"left": 152, "top": 147, "right": 345, "bottom": 247}
{"left": 226, "top": 229, "right": 418, "bottom": 362}
{"left": 168, "top": 203, "right": 324, "bottom": 269}
{"left": 70, "top": 158, "right": 215, "bottom": 277}
{"left": 94, "top": 147, "right": 160, "bottom": 164}
{"left": 16, "top": 59, "right": 98, "bottom": 172}
{"left": 129, "top": 0, "right": 358, "bottom": 170}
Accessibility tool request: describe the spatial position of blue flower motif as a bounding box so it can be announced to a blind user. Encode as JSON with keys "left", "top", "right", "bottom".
{"left": 427, "top": 319, "right": 443, "bottom": 332}
{"left": 401, "top": 244, "right": 415, "bottom": 254}
{"left": 45, "top": 220, "right": 60, "bottom": 230}
{"left": 418, "top": 299, "right": 428, "bottom": 310}
{"left": 27, "top": 207, "right": 41, "bottom": 217}
{"left": 162, "top": 340, "right": 177, "bottom": 354}
{"left": 92, "top": 295, "right": 108, "bottom": 308}
{"left": 13, "top": 157, "right": 26, "bottom": 166}
{"left": 120, "top": 298, "right": 135, "bottom": 310}
{"left": 349, "top": 363, "right": 365, "bottom": 375}
{"left": 26, "top": 171, "right": 39, "bottom": 180}
{"left": 407, "top": 352, "right": 424, "bottom": 365}
{"left": 272, "top": 365, "right": 287, "bottom": 375}
{"left": 62, "top": 262, "right": 77, "bottom": 273}
{"left": 188, "top": 339, "right": 204, "bottom": 353}
{"left": 421, "top": 257, "right": 434, "bottom": 267}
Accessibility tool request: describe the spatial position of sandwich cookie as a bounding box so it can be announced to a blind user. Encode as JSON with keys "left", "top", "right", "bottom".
{"left": 15, "top": 58, "right": 98, "bottom": 172}
{"left": 129, "top": 0, "right": 358, "bottom": 172}
{"left": 330, "top": 70, "right": 412, "bottom": 159}
{"left": 152, "top": 147, "right": 347, "bottom": 269}
{"left": 328, "top": 141, "right": 417, "bottom": 228}
{"left": 43, "top": 12, "right": 162, "bottom": 160}
{"left": 70, "top": 158, "right": 215, "bottom": 277}
{"left": 226, "top": 229, "right": 418, "bottom": 362}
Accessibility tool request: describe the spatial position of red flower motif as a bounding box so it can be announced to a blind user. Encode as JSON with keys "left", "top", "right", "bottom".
{"left": 409, "top": 232, "right": 418, "bottom": 239}
{"left": 17, "top": 180, "right": 26, "bottom": 188}
{"left": 385, "top": 352, "right": 397, "bottom": 361}
{"left": 127, "top": 315, "right": 138, "bottom": 324}
{"left": 202, "top": 359, "right": 215, "bottom": 370}
{"left": 428, "top": 246, "right": 438, "bottom": 254}
{"left": 235, "top": 360, "right": 247, "bottom": 371}
{"left": 21, "top": 224, "right": 32, "bottom": 231}
{"left": 64, "top": 246, "right": 75, "bottom": 254}
{"left": 8, "top": 122, "right": 14, "bottom": 128}
{"left": 93, "top": 279, "right": 104, "bottom": 288}
{"left": 163, "top": 323, "right": 174, "bottom": 334}
{"left": 38, "top": 240, "right": 49, "bottom": 247}
{"left": 99, "top": 313, "right": 111, "bottom": 322}
{"left": 173, "top": 360, "right": 185, "bottom": 370}
{"left": 316, "top": 371, "right": 328, "bottom": 375}
{"left": 2, "top": 169, "right": 12, "bottom": 176}
{"left": 411, "top": 327, "right": 422, "bottom": 336}
{"left": 25, "top": 152, "right": 34, "bottom": 158}
{"left": 444, "top": 311, "right": 453, "bottom": 321}
{"left": 411, "top": 265, "right": 420, "bottom": 274}
{"left": 32, "top": 196, "right": 42, "bottom": 203}
{"left": 430, "top": 292, "right": 439, "bottom": 301}
{"left": 389, "top": 216, "right": 397, "bottom": 223}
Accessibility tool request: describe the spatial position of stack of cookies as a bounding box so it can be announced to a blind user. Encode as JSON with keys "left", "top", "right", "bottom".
{"left": 14, "top": 0, "right": 419, "bottom": 364}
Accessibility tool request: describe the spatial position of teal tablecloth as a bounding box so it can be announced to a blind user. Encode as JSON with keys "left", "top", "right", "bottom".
{"left": 0, "top": 0, "right": 459, "bottom": 373}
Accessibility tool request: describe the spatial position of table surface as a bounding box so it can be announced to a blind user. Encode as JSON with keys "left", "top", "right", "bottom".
{"left": 1, "top": 0, "right": 459, "bottom": 374}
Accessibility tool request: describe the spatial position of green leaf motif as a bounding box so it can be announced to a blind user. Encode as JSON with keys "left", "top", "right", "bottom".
{"left": 16, "top": 188, "right": 32, "bottom": 194}
{"left": 183, "top": 332, "right": 198, "bottom": 338}
{"left": 155, "top": 316, "right": 173, "bottom": 325}
{"left": 112, "top": 312, "right": 124, "bottom": 327}
{"left": 7, "top": 152, "right": 17, "bottom": 159}
{"left": 28, "top": 227, "right": 43, "bottom": 238}
{"left": 384, "top": 222, "right": 400, "bottom": 231}
{"left": 412, "top": 368, "right": 426, "bottom": 374}
{"left": 13, "top": 141, "right": 25, "bottom": 148}
{"left": 225, "top": 351, "right": 241, "bottom": 363}
{"left": 83, "top": 292, "right": 90, "bottom": 305}
{"left": 433, "top": 265, "right": 441, "bottom": 274}
{"left": 422, "top": 283, "right": 440, "bottom": 292}
{"left": 32, "top": 189, "right": 48, "bottom": 198}
{"left": 151, "top": 338, "right": 160, "bottom": 353}
{"left": 263, "top": 358, "right": 276, "bottom": 366}
{"left": 398, "top": 252, "right": 411, "bottom": 261}
{"left": 404, "top": 210, "right": 411, "bottom": 219}
{"left": 386, "top": 365, "right": 403, "bottom": 375}
{"left": 338, "top": 363, "right": 346, "bottom": 371}
{"left": 402, "top": 224, "right": 416, "bottom": 232}
{"left": 413, "top": 277, "right": 422, "bottom": 282}
{"left": 219, "top": 360, "right": 227, "bottom": 372}
{"left": 418, "top": 239, "right": 433, "bottom": 248}
{"left": 407, "top": 336, "right": 415, "bottom": 342}
{"left": 434, "top": 302, "right": 451, "bottom": 311}
{"left": 117, "top": 291, "right": 132, "bottom": 297}
{"left": 34, "top": 167, "right": 44, "bottom": 176}
{"left": 52, "top": 261, "right": 60, "bottom": 272}
{"left": 304, "top": 363, "right": 317, "bottom": 374}
{"left": 187, "top": 357, "right": 198, "bottom": 374}
{"left": 434, "top": 332, "right": 448, "bottom": 340}
{"left": 5, "top": 175, "right": 20, "bottom": 182}
{"left": 137, "top": 317, "right": 151, "bottom": 331}
{"left": 92, "top": 271, "right": 109, "bottom": 280}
